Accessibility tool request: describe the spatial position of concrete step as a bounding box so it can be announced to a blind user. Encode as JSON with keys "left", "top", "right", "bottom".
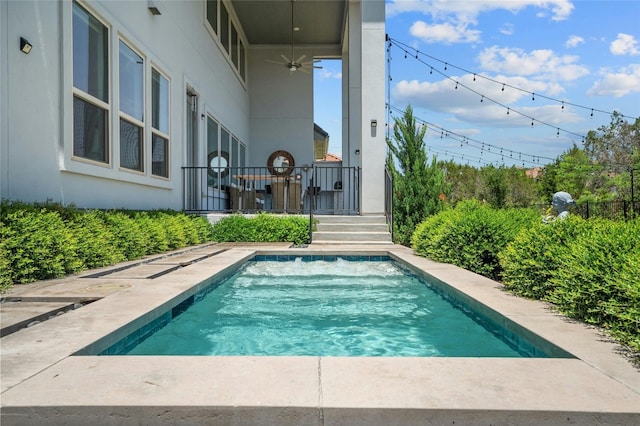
{"left": 312, "top": 215, "right": 392, "bottom": 244}
{"left": 315, "top": 223, "right": 390, "bottom": 232}
{"left": 312, "top": 231, "right": 392, "bottom": 242}
{"left": 313, "top": 215, "right": 387, "bottom": 224}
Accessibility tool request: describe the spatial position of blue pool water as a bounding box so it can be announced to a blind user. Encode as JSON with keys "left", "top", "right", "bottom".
{"left": 101, "top": 257, "right": 565, "bottom": 357}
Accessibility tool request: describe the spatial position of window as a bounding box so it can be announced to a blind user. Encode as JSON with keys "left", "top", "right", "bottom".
{"left": 206, "top": 0, "right": 218, "bottom": 34}
{"left": 239, "top": 39, "right": 246, "bottom": 80}
{"left": 220, "top": 2, "right": 229, "bottom": 53}
{"left": 205, "top": 0, "right": 246, "bottom": 83}
{"left": 151, "top": 68, "right": 169, "bottom": 177}
{"left": 72, "top": 1, "right": 109, "bottom": 163}
{"left": 119, "top": 40, "right": 144, "bottom": 171}
{"left": 231, "top": 25, "right": 238, "bottom": 68}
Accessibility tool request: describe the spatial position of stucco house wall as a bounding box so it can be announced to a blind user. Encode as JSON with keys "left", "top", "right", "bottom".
{"left": 0, "top": 0, "right": 386, "bottom": 214}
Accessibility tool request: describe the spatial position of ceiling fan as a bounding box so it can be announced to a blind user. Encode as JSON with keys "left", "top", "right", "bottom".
{"left": 266, "top": 0, "right": 322, "bottom": 73}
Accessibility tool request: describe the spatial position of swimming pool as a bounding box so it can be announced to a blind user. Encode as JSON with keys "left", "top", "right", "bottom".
{"left": 98, "top": 256, "right": 571, "bottom": 358}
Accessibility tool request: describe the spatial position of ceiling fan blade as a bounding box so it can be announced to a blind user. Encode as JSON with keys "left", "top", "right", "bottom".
{"left": 266, "top": 59, "right": 286, "bottom": 65}
{"left": 281, "top": 54, "right": 291, "bottom": 62}
{"left": 296, "top": 54, "right": 306, "bottom": 63}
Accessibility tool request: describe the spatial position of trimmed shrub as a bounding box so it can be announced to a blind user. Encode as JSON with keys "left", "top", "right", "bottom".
{"left": 411, "top": 201, "right": 538, "bottom": 280}
{"left": 548, "top": 219, "right": 640, "bottom": 351}
{"left": 499, "top": 216, "right": 589, "bottom": 299}
{"left": 67, "top": 210, "right": 125, "bottom": 270}
{"left": 211, "top": 213, "right": 309, "bottom": 246}
{"left": 0, "top": 209, "right": 80, "bottom": 283}
{"left": 0, "top": 202, "right": 215, "bottom": 289}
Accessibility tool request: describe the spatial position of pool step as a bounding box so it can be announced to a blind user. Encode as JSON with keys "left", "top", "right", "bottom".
{"left": 312, "top": 215, "right": 392, "bottom": 244}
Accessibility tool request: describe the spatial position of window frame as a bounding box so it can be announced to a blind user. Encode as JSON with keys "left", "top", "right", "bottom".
{"left": 205, "top": 0, "right": 247, "bottom": 84}
{"left": 118, "top": 37, "right": 145, "bottom": 173}
{"left": 151, "top": 66, "right": 170, "bottom": 179}
{"left": 71, "top": 0, "right": 111, "bottom": 166}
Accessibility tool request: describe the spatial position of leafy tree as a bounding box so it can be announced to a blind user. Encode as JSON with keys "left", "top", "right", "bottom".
{"left": 584, "top": 111, "right": 640, "bottom": 170}
{"left": 387, "top": 105, "right": 449, "bottom": 245}
{"left": 480, "top": 165, "right": 508, "bottom": 208}
{"left": 441, "top": 161, "right": 482, "bottom": 205}
{"left": 539, "top": 144, "right": 593, "bottom": 202}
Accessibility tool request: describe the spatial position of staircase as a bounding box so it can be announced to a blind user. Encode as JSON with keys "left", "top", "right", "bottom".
{"left": 311, "top": 215, "right": 393, "bottom": 245}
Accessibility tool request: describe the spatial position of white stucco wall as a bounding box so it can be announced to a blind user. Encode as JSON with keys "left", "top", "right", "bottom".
{"left": 1, "top": 0, "right": 250, "bottom": 210}
{"left": 248, "top": 47, "right": 315, "bottom": 170}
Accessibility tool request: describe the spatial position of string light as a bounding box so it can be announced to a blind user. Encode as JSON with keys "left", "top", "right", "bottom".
{"left": 386, "top": 36, "right": 639, "bottom": 122}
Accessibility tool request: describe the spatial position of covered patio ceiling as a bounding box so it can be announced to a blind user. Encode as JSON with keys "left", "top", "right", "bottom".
{"left": 232, "top": 0, "right": 347, "bottom": 54}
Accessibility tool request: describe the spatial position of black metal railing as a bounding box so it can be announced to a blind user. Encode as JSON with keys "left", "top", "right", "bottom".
{"left": 384, "top": 167, "right": 394, "bottom": 241}
{"left": 530, "top": 199, "right": 638, "bottom": 221}
{"left": 182, "top": 165, "right": 360, "bottom": 216}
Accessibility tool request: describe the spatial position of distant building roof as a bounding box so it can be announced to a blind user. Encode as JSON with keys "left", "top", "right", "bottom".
{"left": 526, "top": 167, "right": 542, "bottom": 178}
{"left": 314, "top": 123, "right": 329, "bottom": 138}
{"left": 317, "top": 153, "right": 342, "bottom": 162}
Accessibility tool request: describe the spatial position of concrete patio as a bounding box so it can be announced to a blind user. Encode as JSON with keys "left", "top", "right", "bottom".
{"left": 1, "top": 243, "right": 639, "bottom": 425}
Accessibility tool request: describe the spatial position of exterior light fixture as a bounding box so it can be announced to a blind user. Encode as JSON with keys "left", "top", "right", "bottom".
{"left": 371, "top": 119, "right": 377, "bottom": 128}
{"left": 148, "top": 0, "right": 162, "bottom": 15}
{"left": 20, "top": 37, "right": 32, "bottom": 54}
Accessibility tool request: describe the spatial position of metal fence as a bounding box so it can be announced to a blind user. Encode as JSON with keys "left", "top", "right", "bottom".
{"left": 182, "top": 165, "right": 360, "bottom": 215}
{"left": 530, "top": 199, "right": 638, "bottom": 221}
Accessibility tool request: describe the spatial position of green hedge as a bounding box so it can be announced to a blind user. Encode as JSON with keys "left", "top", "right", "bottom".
{"left": 210, "top": 213, "right": 310, "bottom": 246}
{"left": 411, "top": 200, "right": 538, "bottom": 280}
{"left": 501, "top": 218, "right": 640, "bottom": 351}
{"left": 0, "top": 202, "right": 214, "bottom": 291}
{"left": 412, "top": 203, "right": 640, "bottom": 352}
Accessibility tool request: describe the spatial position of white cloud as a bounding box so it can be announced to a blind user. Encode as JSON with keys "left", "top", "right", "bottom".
{"left": 565, "top": 35, "right": 584, "bottom": 48}
{"left": 477, "top": 46, "right": 589, "bottom": 82}
{"left": 587, "top": 64, "right": 640, "bottom": 97}
{"left": 316, "top": 68, "right": 342, "bottom": 80}
{"left": 386, "top": 0, "right": 574, "bottom": 22}
{"left": 391, "top": 74, "right": 566, "bottom": 116}
{"left": 610, "top": 33, "right": 640, "bottom": 56}
{"left": 500, "top": 23, "right": 514, "bottom": 36}
{"left": 410, "top": 21, "right": 480, "bottom": 44}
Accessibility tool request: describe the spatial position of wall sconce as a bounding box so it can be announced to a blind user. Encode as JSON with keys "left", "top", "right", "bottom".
{"left": 20, "top": 37, "right": 32, "bottom": 54}
{"left": 147, "top": 0, "right": 162, "bottom": 15}
{"left": 370, "top": 119, "right": 377, "bottom": 128}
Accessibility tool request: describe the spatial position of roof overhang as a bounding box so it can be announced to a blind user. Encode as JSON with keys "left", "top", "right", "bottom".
{"left": 232, "top": 0, "right": 347, "bottom": 56}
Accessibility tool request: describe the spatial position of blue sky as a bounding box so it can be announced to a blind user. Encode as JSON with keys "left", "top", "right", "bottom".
{"left": 315, "top": 0, "right": 640, "bottom": 167}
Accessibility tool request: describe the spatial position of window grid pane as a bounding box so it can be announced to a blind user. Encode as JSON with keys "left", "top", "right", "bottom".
{"left": 120, "top": 118, "right": 143, "bottom": 171}
{"left": 73, "top": 96, "right": 108, "bottom": 163}
{"left": 73, "top": 2, "right": 108, "bottom": 102}
{"left": 119, "top": 41, "right": 144, "bottom": 121}
{"left": 152, "top": 69, "right": 169, "bottom": 134}
{"left": 239, "top": 40, "right": 246, "bottom": 80}
{"left": 206, "top": 0, "right": 217, "bottom": 34}
{"left": 231, "top": 25, "right": 238, "bottom": 68}
{"left": 220, "top": 3, "right": 229, "bottom": 53}
{"left": 152, "top": 134, "right": 168, "bottom": 178}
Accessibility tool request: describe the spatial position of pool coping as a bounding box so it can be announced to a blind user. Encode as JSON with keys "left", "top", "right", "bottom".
{"left": 1, "top": 244, "right": 639, "bottom": 425}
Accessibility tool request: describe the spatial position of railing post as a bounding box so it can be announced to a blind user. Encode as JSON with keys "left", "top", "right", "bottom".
{"left": 308, "top": 165, "right": 315, "bottom": 243}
